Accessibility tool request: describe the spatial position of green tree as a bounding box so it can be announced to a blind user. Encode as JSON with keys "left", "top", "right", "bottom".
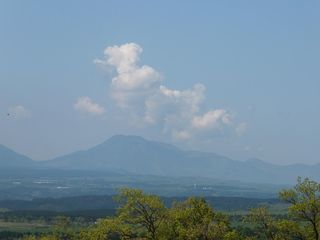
{"left": 52, "top": 215, "right": 75, "bottom": 240}
{"left": 245, "top": 206, "right": 306, "bottom": 240}
{"left": 274, "top": 219, "right": 305, "bottom": 240}
{"left": 245, "top": 207, "right": 278, "bottom": 240}
{"left": 279, "top": 177, "right": 320, "bottom": 240}
{"left": 162, "top": 197, "right": 233, "bottom": 240}
{"left": 79, "top": 218, "right": 133, "bottom": 240}
{"left": 116, "top": 188, "right": 166, "bottom": 240}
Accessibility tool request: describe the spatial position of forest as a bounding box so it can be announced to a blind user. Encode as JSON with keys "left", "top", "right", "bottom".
{"left": 0, "top": 177, "right": 316, "bottom": 240}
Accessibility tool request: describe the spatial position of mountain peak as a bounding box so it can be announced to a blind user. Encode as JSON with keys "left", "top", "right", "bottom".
{"left": 99, "top": 135, "right": 180, "bottom": 152}
{"left": 107, "top": 134, "right": 147, "bottom": 143}
{"left": 97, "top": 135, "right": 151, "bottom": 149}
{"left": 35, "top": 135, "right": 320, "bottom": 184}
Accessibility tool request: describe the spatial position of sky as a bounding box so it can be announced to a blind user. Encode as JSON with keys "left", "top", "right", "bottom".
{"left": 0, "top": 1, "right": 319, "bottom": 165}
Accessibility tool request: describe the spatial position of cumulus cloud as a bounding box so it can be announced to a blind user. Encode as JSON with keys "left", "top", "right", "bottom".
{"left": 74, "top": 97, "right": 105, "bottom": 115}
{"left": 159, "top": 84, "right": 205, "bottom": 113}
{"left": 94, "top": 42, "right": 245, "bottom": 141}
{"left": 172, "top": 130, "right": 191, "bottom": 140}
{"left": 236, "top": 122, "right": 248, "bottom": 136}
{"left": 192, "top": 109, "right": 232, "bottom": 130}
{"left": 144, "top": 84, "right": 206, "bottom": 126}
{"left": 95, "top": 43, "right": 161, "bottom": 108}
{"left": 8, "top": 106, "right": 30, "bottom": 119}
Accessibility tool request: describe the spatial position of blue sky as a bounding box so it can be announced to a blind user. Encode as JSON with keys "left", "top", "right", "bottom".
{"left": 0, "top": 1, "right": 319, "bottom": 164}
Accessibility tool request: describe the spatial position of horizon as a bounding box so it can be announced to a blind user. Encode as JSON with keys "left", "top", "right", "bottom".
{"left": 1, "top": 1, "right": 319, "bottom": 165}
{"left": 1, "top": 134, "right": 319, "bottom": 167}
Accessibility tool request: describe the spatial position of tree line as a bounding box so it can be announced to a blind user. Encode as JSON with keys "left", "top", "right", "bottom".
{"left": 24, "top": 177, "right": 320, "bottom": 240}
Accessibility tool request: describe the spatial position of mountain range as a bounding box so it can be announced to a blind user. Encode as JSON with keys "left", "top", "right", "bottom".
{"left": 1, "top": 135, "right": 319, "bottom": 184}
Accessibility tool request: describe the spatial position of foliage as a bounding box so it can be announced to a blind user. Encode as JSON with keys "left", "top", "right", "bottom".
{"left": 79, "top": 218, "right": 132, "bottom": 240}
{"left": 161, "top": 197, "right": 232, "bottom": 240}
{"left": 279, "top": 177, "right": 320, "bottom": 240}
{"left": 14, "top": 177, "right": 320, "bottom": 240}
{"left": 116, "top": 188, "right": 166, "bottom": 240}
{"left": 245, "top": 207, "right": 305, "bottom": 240}
{"left": 244, "top": 177, "right": 320, "bottom": 240}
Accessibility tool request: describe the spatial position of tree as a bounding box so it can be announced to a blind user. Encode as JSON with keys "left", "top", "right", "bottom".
{"left": 115, "top": 188, "right": 166, "bottom": 240}
{"left": 162, "top": 197, "right": 233, "bottom": 240}
{"left": 79, "top": 218, "right": 133, "bottom": 240}
{"left": 245, "top": 207, "right": 278, "bottom": 240}
{"left": 245, "top": 207, "right": 306, "bottom": 240}
{"left": 279, "top": 177, "right": 320, "bottom": 240}
{"left": 52, "top": 215, "right": 75, "bottom": 240}
{"left": 274, "top": 219, "right": 305, "bottom": 240}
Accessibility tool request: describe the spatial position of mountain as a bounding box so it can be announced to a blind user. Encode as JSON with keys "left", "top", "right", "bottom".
{"left": 42, "top": 135, "right": 187, "bottom": 174}
{"left": 42, "top": 135, "right": 320, "bottom": 184}
{"left": 0, "top": 144, "right": 34, "bottom": 169}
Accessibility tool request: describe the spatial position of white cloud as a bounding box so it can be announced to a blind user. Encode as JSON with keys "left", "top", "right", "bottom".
{"left": 236, "top": 122, "right": 248, "bottom": 136}
{"left": 94, "top": 42, "right": 245, "bottom": 141}
{"left": 192, "top": 109, "right": 232, "bottom": 130}
{"left": 159, "top": 84, "right": 205, "bottom": 113}
{"left": 8, "top": 105, "right": 30, "bottom": 119}
{"left": 95, "top": 42, "right": 142, "bottom": 74}
{"left": 144, "top": 84, "right": 205, "bottom": 126}
{"left": 74, "top": 97, "right": 105, "bottom": 115}
{"left": 95, "top": 43, "right": 161, "bottom": 108}
{"left": 172, "top": 130, "right": 191, "bottom": 140}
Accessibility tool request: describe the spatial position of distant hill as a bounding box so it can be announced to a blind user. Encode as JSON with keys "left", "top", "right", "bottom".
{"left": 1, "top": 136, "right": 319, "bottom": 184}
{"left": 0, "top": 144, "right": 34, "bottom": 169}
{"left": 40, "top": 135, "right": 320, "bottom": 184}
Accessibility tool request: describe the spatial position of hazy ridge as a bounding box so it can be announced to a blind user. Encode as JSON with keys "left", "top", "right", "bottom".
{"left": 1, "top": 135, "right": 319, "bottom": 185}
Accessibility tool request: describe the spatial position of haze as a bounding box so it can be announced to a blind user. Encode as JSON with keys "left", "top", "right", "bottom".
{"left": 1, "top": 1, "right": 319, "bottom": 165}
